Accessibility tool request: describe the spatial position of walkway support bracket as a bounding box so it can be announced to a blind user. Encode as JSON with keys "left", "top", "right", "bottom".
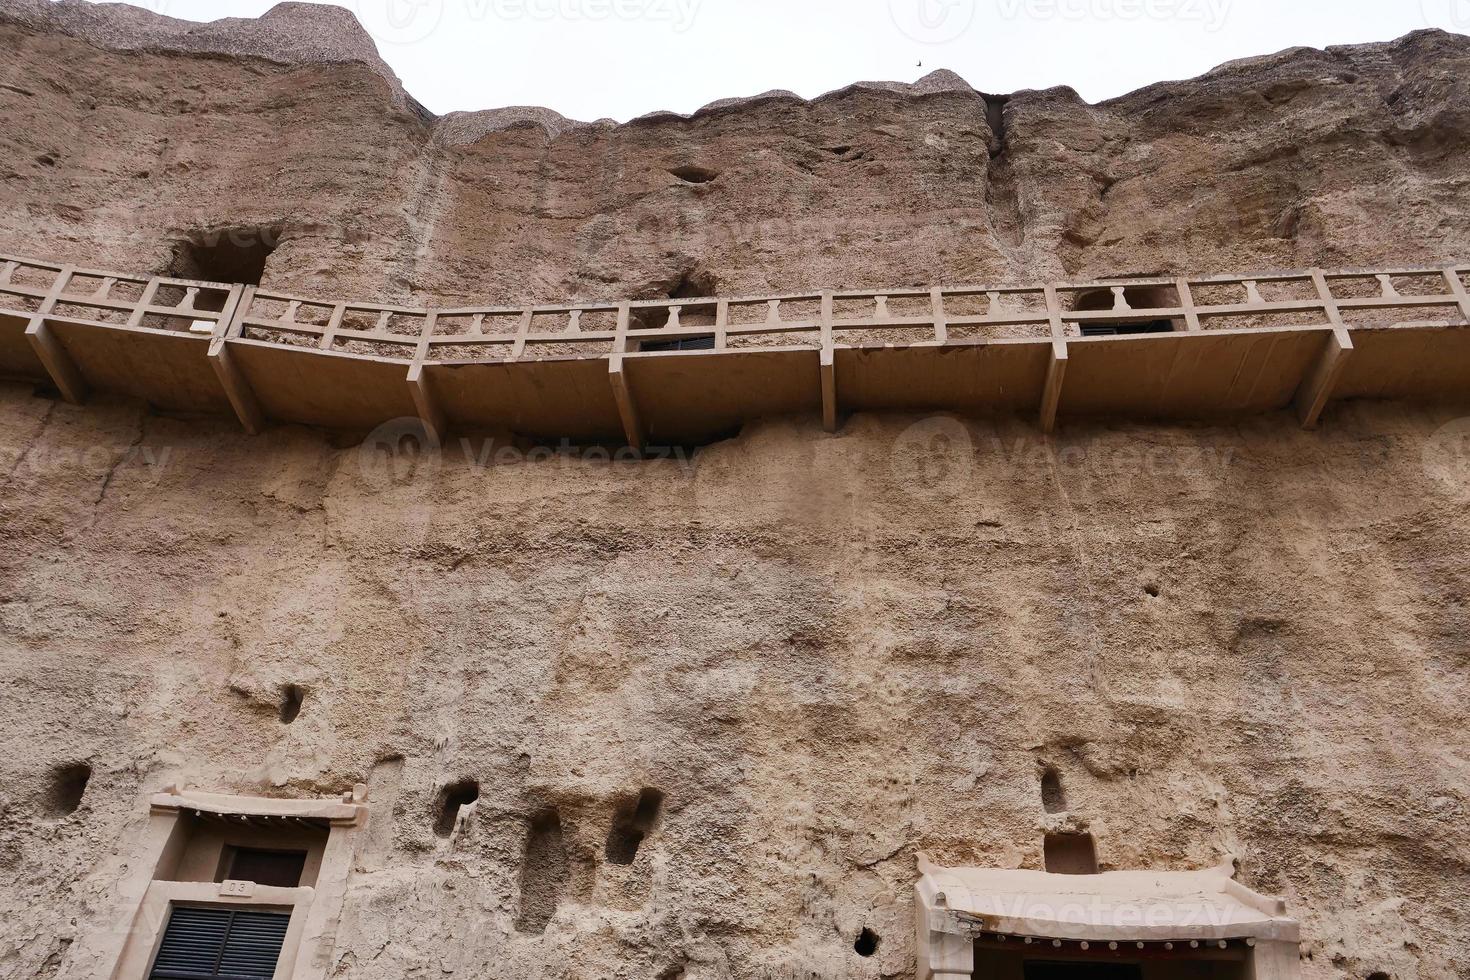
{"left": 408, "top": 313, "right": 446, "bottom": 446}
{"left": 209, "top": 285, "right": 264, "bottom": 435}
{"left": 820, "top": 291, "right": 837, "bottom": 432}
{"left": 1040, "top": 285, "right": 1068, "bottom": 434}
{"left": 610, "top": 303, "right": 645, "bottom": 449}
{"left": 25, "top": 264, "right": 88, "bottom": 402}
{"left": 1295, "top": 269, "right": 1353, "bottom": 429}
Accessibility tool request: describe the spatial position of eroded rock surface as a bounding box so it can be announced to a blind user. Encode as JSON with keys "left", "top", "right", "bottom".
{"left": 0, "top": 4, "right": 1468, "bottom": 980}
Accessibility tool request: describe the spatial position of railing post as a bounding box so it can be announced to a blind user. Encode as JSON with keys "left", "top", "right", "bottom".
{"left": 819, "top": 291, "right": 837, "bottom": 432}
{"left": 1175, "top": 277, "right": 1203, "bottom": 331}
{"left": 207, "top": 285, "right": 244, "bottom": 343}
{"left": 1444, "top": 267, "right": 1470, "bottom": 323}
{"left": 510, "top": 309, "right": 531, "bottom": 359}
{"left": 931, "top": 286, "right": 948, "bottom": 344}
{"left": 126, "top": 278, "right": 162, "bottom": 329}
{"left": 715, "top": 298, "right": 729, "bottom": 350}
{"left": 25, "top": 264, "right": 88, "bottom": 403}
{"left": 318, "top": 302, "right": 345, "bottom": 351}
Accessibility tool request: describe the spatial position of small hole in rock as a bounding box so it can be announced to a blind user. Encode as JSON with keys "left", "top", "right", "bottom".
{"left": 1365, "top": 974, "right": 1390, "bottom": 980}
{"left": 1044, "top": 832, "right": 1098, "bottom": 875}
{"left": 669, "top": 165, "right": 719, "bottom": 184}
{"left": 45, "top": 762, "right": 91, "bottom": 817}
{"left": 516, "top": 807, "right": 570, "bottom": 934}
{"left": 854, "top": 928, "right": 879, "bottom": 957}
{"left": 1144, "top": 583, "right": 1161, "bottom": 597}
{"left": 1040, "top": 767, "right": 1066, "bottom": 814}
{"left": 433, "top": 779, "right": 480, "bottom": 838}
{"left": 606, "top": 788, "right": 663, "bottom": 865}
{"left": 279, "top": 684, "right": 304, "bottom": 724}
{"left": 828, "top": 145, "right": 852, "bottom": 155}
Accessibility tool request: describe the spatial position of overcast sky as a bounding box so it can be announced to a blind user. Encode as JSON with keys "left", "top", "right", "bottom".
{"left": 90, "top": 0, "right": 1470, "bottom": 120}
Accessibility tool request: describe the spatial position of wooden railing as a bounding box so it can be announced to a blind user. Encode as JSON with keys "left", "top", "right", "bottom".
{"left": 3, "top": 251, "right": 1467, "bottom": 442}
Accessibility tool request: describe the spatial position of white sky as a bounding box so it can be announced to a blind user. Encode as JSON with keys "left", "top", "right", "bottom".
{"left": 89, "top": 0, "right": 1470, "bottom": 120}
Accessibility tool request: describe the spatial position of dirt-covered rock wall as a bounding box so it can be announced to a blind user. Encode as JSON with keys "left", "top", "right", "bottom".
{"left": 1, "top": 4, "right": 1468, "bottom": 979}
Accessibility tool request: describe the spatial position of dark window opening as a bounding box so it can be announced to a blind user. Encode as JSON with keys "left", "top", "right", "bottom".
{"left": 1044, "top": 832, "right": 1099, "bottom": 875}
{"left": 976, "top": 938, "right": 1248, "bottom": 980}
{"left": 605, "top": 788, "right": 663, "bottom": 865}
{"left": 1072, "top": 284, "right": 1181, "bottom": 337}
{"left": 433, "top": 779, "right": 480, "bottom": 838}
{"left": 631, "top": 270, "right": 719, "bottom": 331}
{"left": 669, "top": 165, "right": 719, "bottom": 184}
{"left": 45, "top": 762, "right": 91, "bottom": 817}
{"left": 149, "top": 906, "right": 290, "bottom": 980}
{"left": 640, "top": 335, "right": 715, "bottom": 352}
{"left": 166, "top": 226, "right": 280, "bottom": 310}
{"left": 278, "top": 684, "right": 304, "bottom": 724}
{"left": 854, "top": 927, "right": 880, "bottom": 957}
{"left": 1040, "top": 767, "right": 1067, "bottom": 814}
{"left": 221, "top": 847, "right": 307, "bottom": 888}
{"left": 1024, "top": 962, "right": 1142, "bottom": 980}
{"left": 1080, "top": 319, "right": 1174, "bottom": 337}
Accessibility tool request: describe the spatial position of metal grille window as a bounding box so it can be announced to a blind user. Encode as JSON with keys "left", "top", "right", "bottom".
{"left": 149, "top": 906, "right": 290, "bottom": 980}
{"left": 639, "top": 335, "right": 715, "bottom": 352}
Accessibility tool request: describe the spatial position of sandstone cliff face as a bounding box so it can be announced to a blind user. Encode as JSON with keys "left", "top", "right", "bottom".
{"left": 0, "top": 5, "right": 1468, "bottom": 980}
